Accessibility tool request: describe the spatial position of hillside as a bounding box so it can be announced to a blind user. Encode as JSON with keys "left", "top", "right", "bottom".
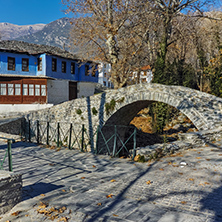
{"left": 14, "top": 18, "right": 72, "bottom": 50}
{"left": 0, "top": 22, "right": 45, "bottom": 40}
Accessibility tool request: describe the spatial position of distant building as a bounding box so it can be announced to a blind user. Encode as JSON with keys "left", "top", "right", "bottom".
{"left": 131, "top": 65, "right": 153, "bottom": 84}
{"left": 98, "top": 63, "right": 113, "bottom": 88}
{"left": 98, "top": 63, "right": 153, "bottom": 88}
{"left": 0, "top": 40, "right": 98, "bottom": 105}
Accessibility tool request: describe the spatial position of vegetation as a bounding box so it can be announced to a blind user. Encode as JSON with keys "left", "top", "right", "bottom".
{"left": 63, "top": 0, "right": 222, "bottom": 90}
{"left": 76, "top": 108, "right": 82, "bottom": 115}
{"left": 105, "top": 99, "right": 116, "bottom": 115}
{"left": 62, "top": 0, "right": 222, "bottom": 134}
{"left": 206, "top": 49, "right": 222, "bottom": 97}
{"left": 92, "top": 107, "right": 98, "bottom": 116}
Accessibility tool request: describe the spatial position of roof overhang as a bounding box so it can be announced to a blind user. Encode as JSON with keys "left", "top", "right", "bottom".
{"left": 0, "top": 74, "right": 55, "bottom": 80}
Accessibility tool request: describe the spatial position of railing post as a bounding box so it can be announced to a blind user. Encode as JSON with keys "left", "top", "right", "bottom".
{"left": 46, "top": 122, "right": 49, "bottom": 145}
{"left": 20, "top": 118, "right": 23, "bottom": 141}
{"left": 69, "top": 123, "right": 72, "bottom": 150}
{"left": 81, "top": 124, "right": 84, "bottom": 152}
{"left": 95, "top": 125, "right": 100, "bottom": 154}
{"left": 132, "top": 128, "right": 137, "bottom": 160}
{"left": 28, "top": 119, "right": 31, "bottom": 143}
{"left": 7, "top": 140, "right": 12, "bottom": 172}
{"left": 37, "top": 120, "right": 40, "bottom": 144}
{"left": 57, "top": 122, "right": 60, "bottom": 147}
{"left": 21, "top": 118, "right": 26, "bottom": 141}
{"left": 113, "top": 125, "right": 117, "bottom": 157}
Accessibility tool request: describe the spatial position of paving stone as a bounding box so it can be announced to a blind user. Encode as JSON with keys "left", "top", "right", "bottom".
{"left": 1, "top": 141, "right": 222, "bottom": 221}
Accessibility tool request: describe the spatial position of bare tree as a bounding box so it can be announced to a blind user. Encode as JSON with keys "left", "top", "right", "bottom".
{"left": 62, "top": 0, "right": 151, "bottom": 89}
{"left": 150, "top": 0, "right": 219, "bottom": 64}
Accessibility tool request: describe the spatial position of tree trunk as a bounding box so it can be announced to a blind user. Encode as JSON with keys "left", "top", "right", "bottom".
{"left": 158, "top": 15, "right": 172, "bottom": 64}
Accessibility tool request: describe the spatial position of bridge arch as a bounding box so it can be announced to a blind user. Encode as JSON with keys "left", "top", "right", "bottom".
{"left": 100, "top": 84, "right": 222, "bottom": 131}
{"left": 27, "top": 83, "right": 222, "bottom": 152}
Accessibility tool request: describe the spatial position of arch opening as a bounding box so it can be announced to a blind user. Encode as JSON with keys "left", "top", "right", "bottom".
{"left": 97, "top": 100, "right": 197, "bottom": 157}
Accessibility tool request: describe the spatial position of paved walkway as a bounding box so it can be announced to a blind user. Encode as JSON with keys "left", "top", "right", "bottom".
{"left": 0, "top": 140, "right": 222, "bottom": 222}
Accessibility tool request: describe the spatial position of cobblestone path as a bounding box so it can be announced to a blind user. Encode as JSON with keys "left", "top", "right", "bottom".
{"left": 0, "top": 141, "right": 222, "bottom": 222}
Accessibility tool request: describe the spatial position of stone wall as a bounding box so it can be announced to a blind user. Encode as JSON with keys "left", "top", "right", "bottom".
{"left": 0, "top": 170, "right": 22, "bottom": 215}
{"left": 26, "top": 83, "right": 222, "bottom": 131}
{"left": 20, "top": 83, "right": 222, "bottom": 153}
{"left": 0, "top": 118, "right": 24, "bottom": 135}
{"left": 136, "top": 127, "right": 222, "bottom": 161}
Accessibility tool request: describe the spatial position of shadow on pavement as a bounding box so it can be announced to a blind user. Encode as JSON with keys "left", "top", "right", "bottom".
{"left": 86, "top": 161, "right": 157, "bottom": 222}
{"left": 200, "top": 185, "right": 222, "bottom": 222}
{"left": 22, "top": 182, "right": 64, "bottom": 201}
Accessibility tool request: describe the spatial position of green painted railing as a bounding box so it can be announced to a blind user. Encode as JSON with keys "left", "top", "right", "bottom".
{"left": 95, "top": 125, "right": 137, "bottom": 160}
{"left": 22, "top": 120, "right": 137, "bottom": 159}
{"left": 23, "top": 120, "right": 96, "bottom": 152}
{"left": 0, "top": 139, "right": 13, "bottom": 172}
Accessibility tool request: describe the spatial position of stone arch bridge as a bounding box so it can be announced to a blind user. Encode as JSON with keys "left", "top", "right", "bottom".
{"left": 28, "top": 83, "right": 222, "bottom": 132}
{"left": 26, "top": 83, "right": 222, "bottom": 154}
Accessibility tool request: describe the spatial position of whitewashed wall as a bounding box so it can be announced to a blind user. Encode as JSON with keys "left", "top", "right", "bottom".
{"left": 77, "top": 82, "right": 96, "bottom": 98}
{"left": 98, "top": 63, "right": 112, "bottom": 88}
{"left": 47, "top": 79, "right": 69, "bottom": 104}
{"left": 0, "top": 104, "right": 53, "bottom": 114}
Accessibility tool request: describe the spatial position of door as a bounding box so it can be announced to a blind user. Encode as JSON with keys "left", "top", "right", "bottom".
{"left": 69, "top": 82, "right": 77, "bottom": 100}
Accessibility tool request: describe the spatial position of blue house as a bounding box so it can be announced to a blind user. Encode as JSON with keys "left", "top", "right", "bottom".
{"left": 0, "top": 40, "right": 98, "bottom": 105}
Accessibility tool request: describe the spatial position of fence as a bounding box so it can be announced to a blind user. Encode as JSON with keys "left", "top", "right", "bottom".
{"left": 0, "top": 139, "right": 13, "bottom": 172}
{"left": 96, "top": 125, "right": 137, "bottom": 159}
{"left": 22, "top": 120, "right": 138, "bottom": 159}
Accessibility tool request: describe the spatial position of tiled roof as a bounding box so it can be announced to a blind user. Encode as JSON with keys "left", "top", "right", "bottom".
{"left": 0, "top": 40, "right": 80, "bottom": 61}
{"left": 141, "top": 65, "right": 151, "bottom": 71}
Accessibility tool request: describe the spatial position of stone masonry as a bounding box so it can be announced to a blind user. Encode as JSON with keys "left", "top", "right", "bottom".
{"left": 23, "top": 83, "right": 222, "bottom": 152}
{"left": 0, "top": 170, "right": 22, "bottom": 215}
{"left": 26, "top": 83, "right": 222, "bottom": 132}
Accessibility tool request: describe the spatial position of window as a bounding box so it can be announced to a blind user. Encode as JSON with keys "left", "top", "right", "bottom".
{"left": 23, "top": 84, "right": 28, "bottom": 95}
{"left": 41, "top": 85, "right": 46, "bottom": 96}
{"left": 52, "top": 58, "right": 57, "bottom": 72}
{"left": 8, "top": 57, "right": 15, "bottom": 71}
{"left": 71, "top": 62, "right": 75, "bottom": 74}
{"left": 0, "top": 84, "right": 6, "bottom": 95}
{"left": 15, "top": 84, "right": 21, "bottom": 95}
{"left": 38, "top": 58, "right": 42, "bottom": 71}
{"left": 22, "top": 58, "right": 29, "bottom": 71}
{"left": 35, "top": 84, "right": 40, "bottom": 96}
{"left": 8, "top": 84, "right": 14, "bottom": 95}
{"left": 62, "top": 61, "right": 66, "bottom": 73}
{"left": 85, "top": 65, "right": 90, "bottom": 76}
{"left": 29, "top": 84, "right": 34, "bottom": 96}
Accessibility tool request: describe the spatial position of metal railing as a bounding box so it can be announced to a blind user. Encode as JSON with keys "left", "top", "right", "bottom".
{"left": 23, "top": 120, "right": 97, "bottom": 152}
{"left": 0, "top": 139, "right": 13, "bottom": 172}
{"left": 22, "top": 120, "right": 137, "bottom": 159}
{"left": 96, "top": 125, "right": 137, "bottom": 159}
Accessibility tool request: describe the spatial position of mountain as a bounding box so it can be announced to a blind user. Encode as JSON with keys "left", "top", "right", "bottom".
{"left": 14, "top": 17, "right": 72, "bottom": 50}
{"left": 0, "top": 22, "right": 46, "bottom": 40}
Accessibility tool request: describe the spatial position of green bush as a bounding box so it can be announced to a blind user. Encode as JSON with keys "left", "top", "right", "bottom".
{"left": 92, "top": 107, "right": 98, "bottom": 116}
{"left": 76, "top": 108, "right": 82, "bottom": 115}
{"left": 105, "top": 99, "right": 116, "bottom": 115}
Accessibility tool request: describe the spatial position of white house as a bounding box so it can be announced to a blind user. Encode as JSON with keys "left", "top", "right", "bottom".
{"left": 131, "top": 65, "right": 153, "bottom": 84}
{"left": 98, "top": 63, "right": 113, "bottom": 88}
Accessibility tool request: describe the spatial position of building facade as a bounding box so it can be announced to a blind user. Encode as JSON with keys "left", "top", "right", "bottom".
{"left": 98, "top": 63, "right": 113, "bottom": 88}
{"left": 0, "top": 40, "right": 98, "bottom": 105}
{"left": 131, "top": 65, "right": 153, "bottom": 84}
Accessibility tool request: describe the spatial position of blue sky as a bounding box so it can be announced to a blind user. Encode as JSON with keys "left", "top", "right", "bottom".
{"left": 0, "top": 0, "right": 68, "bottom": 25}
